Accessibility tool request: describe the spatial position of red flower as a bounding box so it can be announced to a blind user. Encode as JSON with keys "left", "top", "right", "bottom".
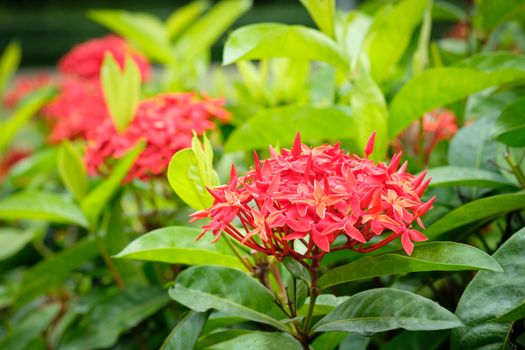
{"left": 58, "top": 35, "right": 151, "bottom": 81}
{"left": 3, "top": 74, "right": 53, "bottom": 108}
{"left": 42, "top": 78, "right": 110, "bottom": 143}
{"left": 85, "top": 93, "right": 230, "bottom": 182}
{"left": 192, "top": 133, "right": 434, "bottom": 259}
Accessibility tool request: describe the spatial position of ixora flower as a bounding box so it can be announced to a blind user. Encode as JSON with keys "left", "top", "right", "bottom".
{"left": 192, "top": 133, "right": 435, "bottom": 260}
{"left": 396, "top": 108, "right": 458, "bottom": 164}
{"left": 58, "top": 35, "right": 151, "bottom": 81}
{"left": 3, "top": 74, "right": 53, "bottom": 108}
{"left": 42, "top": 78, "right": 109, "bottom": 143}
{"left": 85, "top": 93, "right": 230, "bottom": 182}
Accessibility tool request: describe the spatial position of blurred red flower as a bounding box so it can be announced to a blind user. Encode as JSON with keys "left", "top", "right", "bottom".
{"left": 3, "top": 74, "right": 54, "bottom": 108}
{"left": 85, "top": 93, "right": 230, "bottom": 182}
{"left": 58, "top": 35, "right": 151, "bottom": 81}
{"left": 192, "top": 133, "right": 434, "bottom": 260}
{"left": 0, "top": 149, "right": 30, "bottom": 179}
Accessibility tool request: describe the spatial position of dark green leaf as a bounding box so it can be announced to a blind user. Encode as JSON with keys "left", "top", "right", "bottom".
{"left": 60, "top": 287, "right": 170, "bottom": 350}
{"left": 426, "top": 166, "right": 516, "bottom": 189}
{"left": 223, "top": 24, "right": 349, "bottom": 74}
{"left": 493, "top": 96, "right": 525, "bottom": 147}
{"left": 0, "top": 191, "right": 88, "bottom": 227}
{"left": 0, "top": 87, "right": 55, "bottom": 152}
{"left": 195, "top": 329, "right": 251, "bottom": 349}
{"left": 16, "top": 238, "right": 98, "bottom": 305}
{"left": 425, "top": 191, "right": 525, "bottom": 240}
{"left": 364, "top": 0, "right": 428, "bottom": 82}
{"left": 311, "top": 332, "right": 347, "bottom": 350}
{"left": 318, "top": 242, "right": 501, "bottom": 289}
{"left": 313, "top": 288, "right": 462, "bottom": 334}
{"left": 88, "top": 9, "right": 174, "bottom": 63}
{"left": 161, "top": 311, "right": 209, "bottom": 350}
{"left": 58, "top": 141, "right": 88, "bottom": 201}
{"left": 381, "top": 330, "right": 448, "bottom": 350}
{"left": 204, "top": 332, "right": 302, "bottom": 350}
{"left": 81, "top": 139, "right": 145, "bottom": 228}
{"left": 0, "top": 41, "right": 21, "bottom": 97}
{"left": 169, "top": 265, "right": 288, "bottom": 331}
{"left": 0, "top": 303, "right": 60, "bottom": 350}
{"left": 451, "top": 227, "right": 525, "bottom": 349}
{"left": 224, "top": 105, "right": 356, "bottom": 152}
{"left": 116, "top": 226, "right": 244, "bottom": 269}
{"left": 282, "top": 257, "right": 311, "bottom": 284}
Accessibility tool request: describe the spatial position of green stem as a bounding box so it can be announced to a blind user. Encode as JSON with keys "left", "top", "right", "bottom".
{"left": 302, "top": 255, "right": 322, "bottom": 337}
{"left": 504, "top": 148, "right": 525, "bottom": 188}
{"left": 94, "top": 232, "right": 125, "bottom": 289}
{"left": 224, "top": 235, "right": 253, "bottom": 271}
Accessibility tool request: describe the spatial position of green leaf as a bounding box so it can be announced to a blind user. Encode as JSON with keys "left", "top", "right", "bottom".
{"left": 101, "top": 54, "right": 141, "bottom": 133}
{"left": 166, "top": 1, "right": 210, "bottom": 41}
{"left": 490, "top": 302, "right": 525, "bottom": 323}
{"left": 175, "top": 0, "right": 252, "bottom": 60}
{"left": 0, "top": 41, "right": 21, "bottom": 98}
{"left": 16, "top": 238, "right": 98, "bottom": 305}
{"left": 223, "top": 23, "right": 349, "bottom": 75}
{"left": 425, "top": 191, "right": 525, "bottom": 240}
{"left": 313, "top": 288, "right": 462, "bottom": 334}
{"left": 0, "top": 228, "right": 34, "bottom": 261}
{"left": 350, "top": 74, "right": 388, "bottom": 159}
{"left": 88, "top": 9, "right": 174, "bottom": 63}
{"left": 204, "top": 332, "right": 303, "bottom": 350}
{"left": 0, "top": 303, "right": 60, "bottom": 350}
{"left": 364, "top": 0, "right": 428, "bottom": 83}
{"left": 0, "top": 191, "right": 88, "bottom": 227}
{"left": 451, "top": 227, "right": 525, "bottom": 349}
{"left": 168, "top": 149, "right": 214, "bottom": 210}
{"left": 311, "top": 332, "right": 348, "bottom": 350}
{"left": 318, "top": 242, "right": 502, "bottom": 289}
{"left": 381, "top": 330, "right": 448, "bottom": 350}
{"left": 299, "top": 0, "right": 335, "bottom": 38}
{"left": 412, "top": 0, "right": 432, "bottom": 75}
{"left": 0, "top": 87, "right": 56, "bottom": 152}
{"left": 196, "top": 329, "right": 252, "bottom": 349}
{"left": 161, "top": 311, "right": 209, "bottom": 350}
{"left": 169, "top": 265, "right": 288, "bottom": 331}
{"left": 7, "top": 147, "right": 58, "bottom": 183}
{"left": 58, "top": 141, "right": 88, "bottom": 201}
{"left": 432, "top": 1, "right": 465, "bottom": 21}
{"left": 81, "top": 139, "right": 145, "bottom": 228}
{"left": 59, "top": 287, "right": 170, "bottom": 350}
{"left": 224, "top": 105, "right": 356, "bottom": 152}
{"left": 493, "top": 96, "right": 525, "bottom": 147}
{"left": 282, "top": 257, "right": 311, "bottom": 284}
{"left": 191, "top": 133, "right": 220, "bottom": 191}
{"left": 426, "top": 166, "right": 516, "bottom": 189}
{"left": 388, "top": 65, "right": 525, "bottom": 137}
{"left": 474, "top": 0, "right": 525, "bottom": 33}
{"left": 116, "top": 226, "right": 244, "bottom": 269}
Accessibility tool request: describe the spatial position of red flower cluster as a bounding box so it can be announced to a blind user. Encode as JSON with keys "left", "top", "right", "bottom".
{"left": 42, "top": 78, "right": 110, "bottom": 143}
{"left": 397, "top": 108, "right": 458, "bottom": 164}
{"left": 58, "top": 35, "right": 151, "bottom": 81}
{"left": 192, "top": 133, "right": 435, "bottom": 260}
{"left": 3, "top": 74, "right": 53, "bottom": 108}
{"left": 85, "top": 93, "right": 230, "bottom": 182}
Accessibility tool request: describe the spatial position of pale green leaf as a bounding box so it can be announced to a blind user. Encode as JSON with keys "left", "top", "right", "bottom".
{"left": 58, "top": 141, "right": 88, "bottom": 201}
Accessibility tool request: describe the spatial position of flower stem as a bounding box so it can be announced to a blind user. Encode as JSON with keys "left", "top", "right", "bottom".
{"left": 224, "top": 235, "right": 253, "bottom": 271}
{"left": 301, "top": 255, "right": 322, "bottom": 339}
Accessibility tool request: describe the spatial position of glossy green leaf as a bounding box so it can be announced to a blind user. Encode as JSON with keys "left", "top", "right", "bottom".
{"left": 0, "top": 228, "right": 33, "bottom": 261}
{"left": 16, "top": 238, "right": 98, "bottom": 305}
{"left": 223, "top": 23, "right": 349, "bottom": 74}
{"left": 168, "top": 148, "right": 214, "bottom": 210}
{"left": 204, "top": 332, "right": 302, "bottom": 350}
{"left": 350, "top": 74, "right": 388, "bottom": 159}
{"left": 451, "top": 227, "right": 525, "bottom": 349}
{"left": 81, "top": 139, "right": 145, "bottom": 228}
{"left": 313, "top": 288, "right": 462, "bottom": 334}
{"left": 0, "top": 191, "right": 88, "bottom": 227}
{"left": 58, "top": 141, "right": 88, "bottom": 201}
{"left": 0, "top": 41, "right": 21, "bottom": 97}
{"left": 493, "top": 96, "right": 525, "bottom": 147}
{"left": 0, "top": 303, "right": 60, "bottom": 350}
{"left": 388, "top": 65, "right": 525, "bottom": 137}
{"left": 426, "top": 166, "right": 516, "bottom": 189}
{"left": 161, "top": 311, "right": 209, "bottom": 350}
{"left": 175, "top": 0, "right": 252, "bottom": 60}
{"left": 0, "top": 87, "right": 56, "bottom": 152}
{"left": 299, "top": 0, "right": 335, "bottom": 38}
{"left": 318, "top": 242, "right": 501, "bottom": 289}
{"left": 88, "top": 9, "right": 173, "bottom": 63}
{"left": 364, "top": 0, "right": 428, "bottom": 82}
{"left": 101, "top": 54, "right": 141, "bottom": 133}
{"left": 425, "top": 191, "right": 525, "bottom": 239}
{"left": 169, "top": 265, "right": 288, "bottom": 331}
{"left": 116, "top": 226, "right": 244, "bottom": 269}
{"left": 166, "top": 1, "right": 210, "bottom": 41}
{"left": 224, "top": 105, "right": 356, "bottom": 152}
{"left": 59, "top": 287, "right": 170, "bottom": 350}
